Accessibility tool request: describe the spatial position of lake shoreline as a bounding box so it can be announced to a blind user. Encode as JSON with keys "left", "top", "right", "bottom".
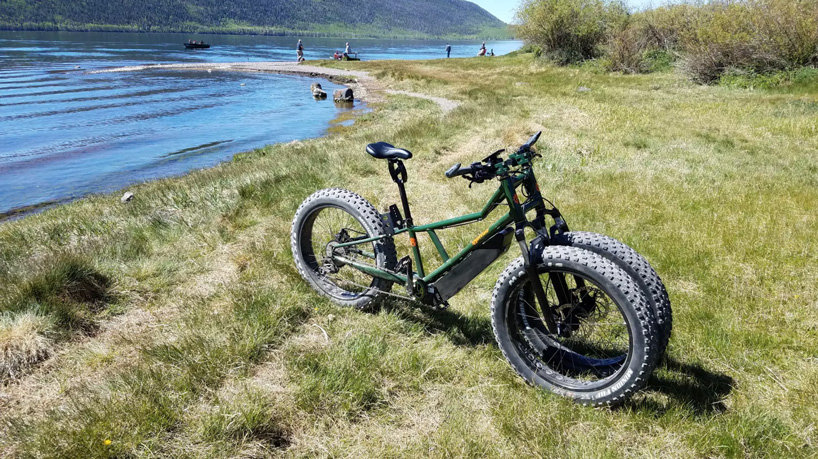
{"left": 0, "top": 60, "right": 460, "bottom": 222}
{"left": 1, "top": 63, "right": 371, "bottom": 223}
{"left": 88, "top": 61, "right": 381, "bottom": 103}
{"left": 88, "top": 60, "right": 462, "bottom": 112}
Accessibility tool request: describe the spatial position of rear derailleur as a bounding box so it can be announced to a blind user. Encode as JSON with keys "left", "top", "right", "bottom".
{"left": 319, "top": 229, "right": 352, "bottom": 276}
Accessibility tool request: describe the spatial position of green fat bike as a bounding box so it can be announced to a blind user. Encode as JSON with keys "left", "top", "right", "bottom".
{"left": 291, "top": 132, "right": 671, "bottom": 405}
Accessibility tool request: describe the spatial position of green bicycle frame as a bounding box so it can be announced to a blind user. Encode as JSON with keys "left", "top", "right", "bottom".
{"left": 332, "top": 166, "right": 551, "bottom": 296}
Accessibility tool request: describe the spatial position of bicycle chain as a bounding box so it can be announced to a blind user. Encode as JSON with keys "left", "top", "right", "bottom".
{"left": 324, "top": 274, "right": 450, "bottom": 310}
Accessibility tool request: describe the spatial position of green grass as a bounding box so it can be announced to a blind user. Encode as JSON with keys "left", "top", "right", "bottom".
{"left": 0, "top": 52, "right": 817, "bottom": 458}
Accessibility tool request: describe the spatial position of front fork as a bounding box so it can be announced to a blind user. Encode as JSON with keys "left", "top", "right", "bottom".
{"left": 514, "top": 174, "right": 574, "bottom": 336}
{"left": 515, "top": 227, "right": 560, "bottom": 334}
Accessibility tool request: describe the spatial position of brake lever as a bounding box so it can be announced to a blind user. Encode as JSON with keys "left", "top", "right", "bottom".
{"left": 463, "top": 174, "right": 485, "bottom": 188}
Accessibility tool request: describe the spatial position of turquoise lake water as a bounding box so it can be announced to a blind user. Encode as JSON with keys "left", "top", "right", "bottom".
{"left": 0, "top": 31, "right": 521, "bottom": 216}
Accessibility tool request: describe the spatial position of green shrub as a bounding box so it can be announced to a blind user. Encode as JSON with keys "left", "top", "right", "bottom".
{"left": 678, "top": 0, "right": 818, "bottom": 83}
{"left": 606, "top": 23, "right": 651, "bottom": 73}
{"left": 516, "top": 0, "right": 628, "bottom": 64}
{"left": 637, "top": 4, "right": 697, "bottom": 52}
{"left": 518, "top": 43, "right": 543, "bottom": 58}
{"left": 517, "top": 0, "right": 818, "bottom": 83}
{"left": 643, "top": 49, "right": 674, "bottom": 72}
{"left": 604, "top": 5, "right": 690, "bottom": 73}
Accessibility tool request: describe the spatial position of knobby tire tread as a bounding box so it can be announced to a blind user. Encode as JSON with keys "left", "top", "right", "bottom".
{"left": 553, "top": 231, "right": 672, "bottom": 357}
{"left": 490, "top": 246, "right": 660, "bottom": 406}
{"left": 291, "top": 188, "right": 397, "bottom": 310}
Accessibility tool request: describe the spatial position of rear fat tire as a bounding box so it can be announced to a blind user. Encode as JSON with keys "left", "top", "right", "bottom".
{"left": 490, "top": 246, "right": 660, "bottom": 406}
{"left": 551, "top": 231, "right": 672, "bottom": 357}
{"left": 291, "top": 188, "right": 397, "bottom": 309}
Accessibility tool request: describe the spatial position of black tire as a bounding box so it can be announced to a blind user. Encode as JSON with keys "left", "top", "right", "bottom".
{"left": 291, "top": 188, "right": 397, "bottom": 309}
{"left": 552, "top": 231, "right": 672, "bottom": 357}
{"left": 491, "top": 246, "right": 659, "bottom": 406}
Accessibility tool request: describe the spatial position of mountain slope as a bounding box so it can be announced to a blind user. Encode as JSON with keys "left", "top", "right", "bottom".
{"left": 0, "top": 0, "right": 510, "bottom": 38}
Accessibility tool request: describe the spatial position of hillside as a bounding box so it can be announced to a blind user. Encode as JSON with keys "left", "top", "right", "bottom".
{"left": 0, "top": 0, "right": 510, "bottom": 38}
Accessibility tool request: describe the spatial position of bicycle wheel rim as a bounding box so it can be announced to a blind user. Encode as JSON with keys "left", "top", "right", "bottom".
{"left": 298, "top": 205, "right": 380, "bottom": 301}
{"left": 506, "top": 270, "right": 634, "bottom": 391}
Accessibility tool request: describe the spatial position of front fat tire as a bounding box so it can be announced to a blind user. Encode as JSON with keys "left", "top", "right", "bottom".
{"left": 291, "top": 188, "right": 397, "bottom": 310}
{"left": 490, "top": 246, "right": 659, "bottom": 406}
{"left": 552, "top": 231, "right": 672, "bottom": 358}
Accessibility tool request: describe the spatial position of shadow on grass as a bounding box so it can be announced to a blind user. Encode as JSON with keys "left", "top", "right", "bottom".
{"left": 379, "top": 300, "right": 495, "bottom": 347}
{"left": 632, "top": 357, "right": 735, "bottom": 417}
{"left": 382, "top": 300, "right": 734, "bottom": 417}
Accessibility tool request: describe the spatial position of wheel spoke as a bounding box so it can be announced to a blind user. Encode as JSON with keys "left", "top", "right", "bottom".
{"left": 299, "top": 205, "right": 382, "bottom": 300}
{"left": 511, "top": 269, "right": 631, "bottom": 385}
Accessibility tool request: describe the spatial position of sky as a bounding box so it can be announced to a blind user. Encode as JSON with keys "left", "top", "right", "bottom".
{"left": 470, "top": 0, "right": 656, "bottom": 23}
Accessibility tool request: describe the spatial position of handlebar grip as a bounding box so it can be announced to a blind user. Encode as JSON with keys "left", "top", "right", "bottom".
{"left": 446, "top": 163, "right": 477, "bottom": 179}
{"left": 445, "top": 163, "right": 462, "bottom": 178}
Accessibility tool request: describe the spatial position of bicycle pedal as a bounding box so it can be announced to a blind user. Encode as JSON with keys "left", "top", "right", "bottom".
{"left": 394, "top": 256, "right": 414, "bottom": 296}
{"left": 395, "top": 256, "right": 411, "bottom": 272}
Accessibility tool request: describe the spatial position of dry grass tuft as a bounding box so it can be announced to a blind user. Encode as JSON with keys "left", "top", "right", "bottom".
{"left": 0, "top": 312, "right": 54, "bottom": 382}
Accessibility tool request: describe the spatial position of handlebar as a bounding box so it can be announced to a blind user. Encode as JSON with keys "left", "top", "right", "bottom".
{"left": 445, "top": 131, "right": 543, "bottom": 182}
{"left": 522, "top": 131, "right": 541, "bottom": 151}
{"left": 445, "top": 162, "right": 477, "bottom": 178}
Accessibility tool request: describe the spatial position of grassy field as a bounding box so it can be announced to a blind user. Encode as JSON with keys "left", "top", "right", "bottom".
{"left": 1, "top": 52, "right": 816, "bottom": 458}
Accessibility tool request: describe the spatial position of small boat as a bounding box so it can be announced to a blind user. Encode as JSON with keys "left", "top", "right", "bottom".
{"left": 184, "top": 42, "right": 210, "bottom": 49}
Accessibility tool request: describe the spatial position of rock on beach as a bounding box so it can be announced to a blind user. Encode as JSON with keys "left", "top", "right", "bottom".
{"left": 334, "top": 88, "right": 354, "bottom": 102}
{"left": 311, "top": 82, "right": 327, "bottom": 98}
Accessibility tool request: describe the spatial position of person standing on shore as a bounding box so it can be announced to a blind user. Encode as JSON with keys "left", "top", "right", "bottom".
{"left": 344, "top": 42, "right": 352, "bottom": 58}
{"left": 445, "top": 43, "right": 451, "bottom": 58}
{"left": 296, "top": 39, "right": 305, "bottom": 63}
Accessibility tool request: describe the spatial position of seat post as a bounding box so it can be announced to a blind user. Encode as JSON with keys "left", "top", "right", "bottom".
{"left": 389, "top": 159, "right": 425, "bottom": 278}
{"left": 389, "top": 159, "right": 413, "bottom": 227}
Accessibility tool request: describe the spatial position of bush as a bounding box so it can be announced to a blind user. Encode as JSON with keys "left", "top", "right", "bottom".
{"left": 606, "top": 23, "right": 651, "bottom": 73}
{"left": 678, "top": 0, "right": 818, "bottom": 83}
{"left": 517, "top": 0, "right": 818, "bottom": 83}
{"left": 516, "top": 0, "right": 628, "bottom": 64}
{"left": 518, "top": 43, "right": 543, "bottom": 58}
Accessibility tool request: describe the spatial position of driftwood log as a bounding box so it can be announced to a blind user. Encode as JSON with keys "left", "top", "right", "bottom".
{"left": 333, "top": 88, "right": 354, "bottom": 102}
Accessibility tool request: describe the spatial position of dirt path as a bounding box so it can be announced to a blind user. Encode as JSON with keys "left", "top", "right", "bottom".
{"left": 88, "top": 62, "right": 460, "bottom": 113}
{"left": 384, "top": 89, "right": 461, "bottom": 113}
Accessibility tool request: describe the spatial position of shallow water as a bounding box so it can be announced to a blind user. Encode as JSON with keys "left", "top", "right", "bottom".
{"left": 0, "top": 31, "right": 521, "bottom": 216}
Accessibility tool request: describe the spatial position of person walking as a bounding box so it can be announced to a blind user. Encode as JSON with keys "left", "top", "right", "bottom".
{"left": 445, "top": 43, "right": 452, "bottom": 58}
{"left": 296, "top": 39, "right": 305, "bottom": 63}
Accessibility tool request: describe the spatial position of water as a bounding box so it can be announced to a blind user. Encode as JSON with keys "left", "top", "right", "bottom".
{"left": 0, "top": 31, "right": 522, "bottom": 216}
